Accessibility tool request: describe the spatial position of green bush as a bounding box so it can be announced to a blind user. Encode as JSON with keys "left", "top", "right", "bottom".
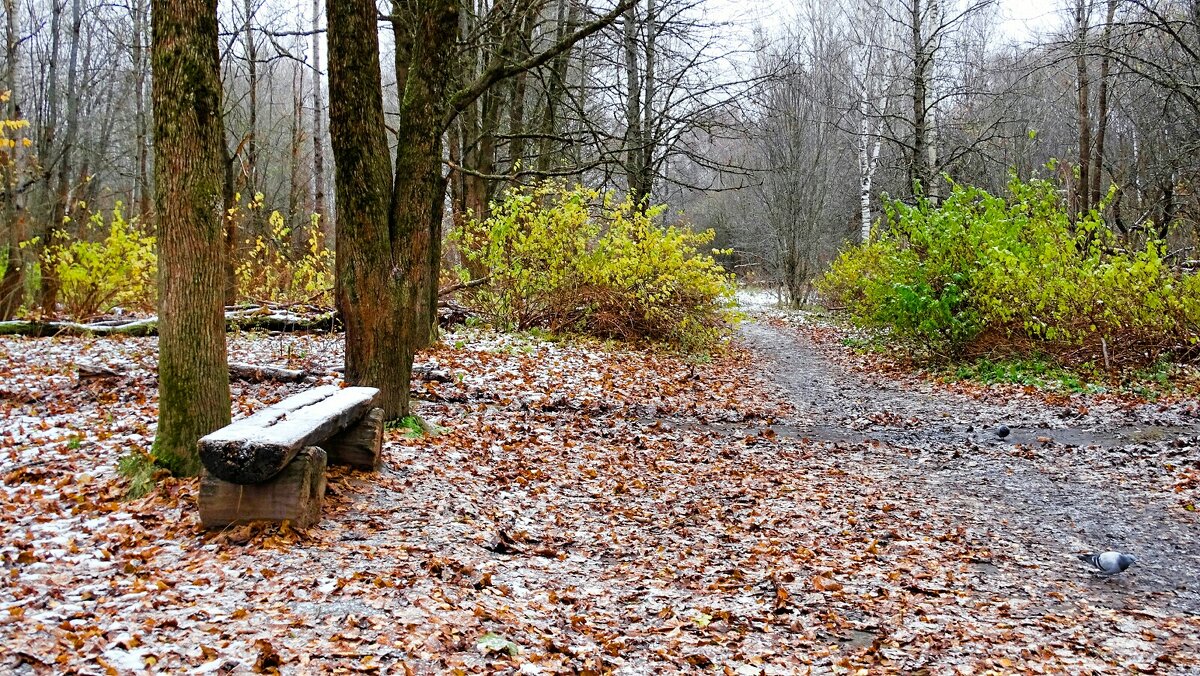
{"left": 45, "top": 203, "right": 157, "bottom": 318}
{"left": 451, "top": 182, "right": 735, "bottom": 350}
{"left": 820, "top": 176, "right": 1200, "bottom": 365}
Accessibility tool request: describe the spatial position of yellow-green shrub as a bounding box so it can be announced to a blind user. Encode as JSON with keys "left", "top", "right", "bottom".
{"left": 235, "top": 209, "right": 333, "bottom": 305}
{"left": 44, "top": 203, "right": 157, "bottom": 318}
{"left": 451, "top": 182, "right": 735, "bottom": 349}
{"left": 820, "top": 176, "right": 1200, "bottom": 365}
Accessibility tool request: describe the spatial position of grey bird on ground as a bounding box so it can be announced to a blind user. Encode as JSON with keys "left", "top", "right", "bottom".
{"left": 995, "top": 425, "right": 1010, "bottom": 439}
{"left": 1078, "top": 551, "right": 1136, "bottom": 574}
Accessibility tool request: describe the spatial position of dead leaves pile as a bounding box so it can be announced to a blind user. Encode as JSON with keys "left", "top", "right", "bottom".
{"left": 1, "top": 330, "right": 1198, "bottom": 673}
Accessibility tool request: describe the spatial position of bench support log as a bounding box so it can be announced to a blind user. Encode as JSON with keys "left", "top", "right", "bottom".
{"left": 323, "top": 407, "right": 384, "bottom": 472}
{"left": 199, "top": 447, "right": 328, "bottom": 529}
{"left": 199, "top": 385, "right": 378, "bottom": 484}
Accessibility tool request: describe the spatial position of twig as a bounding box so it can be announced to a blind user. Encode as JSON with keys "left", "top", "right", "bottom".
{"left": 438, "top": 276, "right": 490, "bottom": 297}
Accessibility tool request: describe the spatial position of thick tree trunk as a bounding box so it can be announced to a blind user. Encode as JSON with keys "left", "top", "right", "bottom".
{"left": 327, "top": 0, "right": 407, "bottom": 419}
{"left": 391, "top": 3, "right": 457, "bottom": 371}
{"left": 150, "top": 0, "right": 232, "bottom": 476}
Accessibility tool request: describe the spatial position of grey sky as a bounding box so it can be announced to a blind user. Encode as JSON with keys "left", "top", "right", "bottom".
{"left": 705, "top": 0, "right": 1065, "bottom": 45}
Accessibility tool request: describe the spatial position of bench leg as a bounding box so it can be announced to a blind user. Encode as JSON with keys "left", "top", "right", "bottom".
{"left": 199, "top": 446, "right": 327, "bottom": 529}
{"left": 323, "top": 407, "right": 384, "bottom": 472}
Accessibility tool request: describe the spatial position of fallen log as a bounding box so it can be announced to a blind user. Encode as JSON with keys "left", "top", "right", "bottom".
{"left": 0, "top": 303, "right": 479, "bottom": 337}
{"left": 77, "top": 363, "right": 126, "bottom": 380}
{"left": 0, "top": 309, "right": 337, "bottom": 337}
{"left": 73, "top": 360, "right": 313, "bottom": 384}
{"left": 199, "top": 385, "right": 378, "bottom": 484}
{"left": 0, "top": 317, "right": 160, "bottom": 337}
{"left": 228, "top": 362, "right": 310, "bottom": 383}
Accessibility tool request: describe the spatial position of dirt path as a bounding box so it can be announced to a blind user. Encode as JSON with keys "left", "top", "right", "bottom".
{"left": 741, "top": 315, "right": 1200, "bottom": 617}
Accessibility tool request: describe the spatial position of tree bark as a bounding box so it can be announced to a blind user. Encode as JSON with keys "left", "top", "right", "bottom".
{"left": 0, "top": 0, "right": 25, "bottom": 321}
{"left": 133, "top": 0, "right": 152, "bottom": 220}
{"left": 859, "top": 99, "right": 883, "bottom": 243}
{"left": 328, "top": 0, "right": 407, "bottom": 419}
{"left": 910, "top": 0, "right": 932, "bottom": 199}
{"left": 40, "top": 0, "right": 82, "bottom": 314}
{"left": 243, "top": 0, "right": 259, "bottom": 207}
{"left": 1091, "top": 0, "right": 1117, "bottom": 211}
{"left": 1075, "top": 0, "right": 1092, "bottom": 217}
{"left": 390, "top": 2, "right": 458, "bottom": 374}
{"left": 623, "top": 2, "right": 647, "bottom": 204}
{"left": 288, "top": 64, "right": 309, "bottom": 238}
{"left": 150, "top": 0, "right": 232, "bottom": 476}
{"left": 535, "top": 0, "right": 576, "bottom": 174}
{"left": 311, "top": 0, "right": 329, "bottom": 242}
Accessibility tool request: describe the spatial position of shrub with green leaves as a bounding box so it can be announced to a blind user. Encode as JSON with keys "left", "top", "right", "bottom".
{"left": 451, "top": 182, "right": 735, "bottom": 350}
{"left": 820, "top": 176, "right": 1200, "bottom": 365}
{"left": 44, "top": 203, "right": 157, "bottom": 318}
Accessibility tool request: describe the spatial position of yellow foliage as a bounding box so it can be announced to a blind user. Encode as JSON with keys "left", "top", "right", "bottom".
{"left": 451, "top": 182, "right": 735, "bottom": 350}
{"left": 43, "top": 203, "right": 157, "bottom": 318}
{"left": 235, "top": 211, "right": 333, "bottom": 305}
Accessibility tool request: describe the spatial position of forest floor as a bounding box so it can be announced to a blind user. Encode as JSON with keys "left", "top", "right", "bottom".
{"left": 2, "top": 298, "right": 1199, "bottom": 674}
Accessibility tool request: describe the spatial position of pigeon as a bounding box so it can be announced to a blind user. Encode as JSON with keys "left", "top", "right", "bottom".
{"left": 1078, "top": 551, "right": 1136, "bottom": 574}
{"left": 995, "top": 425, "right": 1010, "bottom": 439}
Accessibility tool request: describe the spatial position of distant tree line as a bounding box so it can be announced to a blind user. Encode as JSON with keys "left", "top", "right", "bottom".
{"left": 4, "top": 0, "right": 1200, "bottom": 468}
{"left": 680, "top": 0, "right": 1200, "bottom": 305}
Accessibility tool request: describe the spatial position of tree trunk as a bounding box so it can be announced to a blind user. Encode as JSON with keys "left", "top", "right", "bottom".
{"left": 910, "top": 0, "right": 933, "bottom": 199}
{"left": 35, "top": 0, "right": 63, "bottom": 315}
{"left": 535, "top": 0, "right": 576, "bottom": 174}
{"left": 1075, "top": 0, "right": 1092, "bottom": 217}
{"left": 311, "top": 0, "right": 329, "bottom": 242}
{"left": 858, "top": 98, "right": 883, "bottom": 243}
{"left": 150, "top": 0, "right": 233, "bottom": 476}
{"left": 623, "top": 2, "right": 648, "bottom": 205}
{"left": 40, "top": 0, "right": 82, "bottom": 314}
{"left": 288, "top": 64, "right": 309, "bottom": 238}
{"left": 243, "top": 0, "right": 259, "bottom": 207}
{"left": 1091, "top": 0, "right": 1116, "bottom": 212}
{"left": 637, "top": 0, "right": 656, "bottom": 205}
{"left": 925, "top": 0, "right": 941, "bottom": 203}
{"left": 133, "top": 0, "right": 152, "bottom": 220}
{"left": 328, "top": 0, "right": 407, "bottom": 419}
{"left": 0, "top": 0, "right": 25, "bottom": 321}
{"left": 391, "top": 3, "right": 457, "bottom": 369}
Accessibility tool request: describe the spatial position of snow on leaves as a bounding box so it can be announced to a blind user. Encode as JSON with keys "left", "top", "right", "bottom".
{"left": 1, "top": 326, "right": 1198, "bottom": 673}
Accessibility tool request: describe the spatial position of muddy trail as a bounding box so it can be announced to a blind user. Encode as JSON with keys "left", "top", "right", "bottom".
{"left": 742, "top": 316, "right": 1200, "bottom": 617}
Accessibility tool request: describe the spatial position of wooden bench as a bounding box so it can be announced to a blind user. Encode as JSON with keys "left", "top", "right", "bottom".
{"left": 197, "top": 385, "right": 384, "bottom": 529}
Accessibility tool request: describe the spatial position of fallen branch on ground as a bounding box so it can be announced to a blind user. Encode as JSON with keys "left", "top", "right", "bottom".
{"left": 0, "top": 307, "right": 338, "bottom": 337}
{"left": 75, "top": 361, "right": 314, "bottom": 384}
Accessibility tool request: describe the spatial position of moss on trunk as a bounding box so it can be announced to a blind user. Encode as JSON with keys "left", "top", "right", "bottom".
{"left": 150, "top": 0, "right": 231, "bottom": 475}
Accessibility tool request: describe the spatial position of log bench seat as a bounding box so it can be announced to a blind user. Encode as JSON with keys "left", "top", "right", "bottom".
{"left": 197, "top": 385, "right": 384, "bottom": 529}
